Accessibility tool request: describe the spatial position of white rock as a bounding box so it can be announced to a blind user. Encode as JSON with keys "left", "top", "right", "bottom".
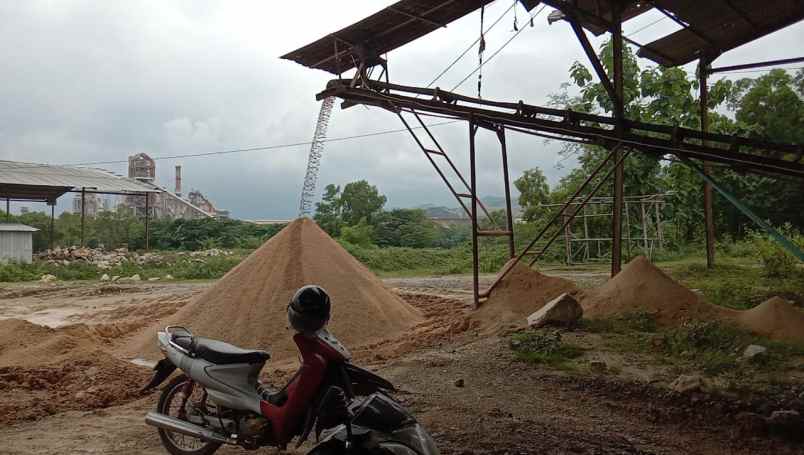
{"left": 111, "top": 275, "right": 121, "bottom": 282}
{"left": 742, "top": 344, "right": 767, "bottom": 360}
{"left": 100, "top": 274, "right": 110, "bottom": 281}
{"left": 129, "top": 274, "right": 141, "bottom": 281}
{"left": 670, "top": 374, "right": 705, "bottom": 394}
{"left": 148, "top": 277, "right": 160, "bottom": 281}
{"left": 40, "top": 274, "right": 57, "bottom": 283}
{"left": 527, "top": 293, "right": 583, "bottom": 328}
{"left": 164, "top": 274, "right": 174, "bottom": 280}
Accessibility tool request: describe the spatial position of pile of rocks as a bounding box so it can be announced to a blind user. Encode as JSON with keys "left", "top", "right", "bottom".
{"left": 37, "top": 247, "right": 232, "bottom": 270}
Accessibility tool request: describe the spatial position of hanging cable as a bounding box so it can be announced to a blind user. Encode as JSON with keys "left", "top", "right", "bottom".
{"left": 477, "top": 4, "right": 486, "bottom": 99}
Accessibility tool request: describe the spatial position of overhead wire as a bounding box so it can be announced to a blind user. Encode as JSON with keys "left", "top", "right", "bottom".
{"left": 423, "top": 0, "right": 519, "bottom": 89}
{"left": 450, "top": 5, "right": 548, "bottom": 92}
{"left": 50, "top": 120, "right": 460, "bottom": 168}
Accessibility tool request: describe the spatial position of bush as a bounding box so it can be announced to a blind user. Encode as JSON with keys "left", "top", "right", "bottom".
{"left": 509, "top": 330, "right": 584, "bottom": 367}
{"left": 749, "top": 224, "right": 801, "bottom": 278}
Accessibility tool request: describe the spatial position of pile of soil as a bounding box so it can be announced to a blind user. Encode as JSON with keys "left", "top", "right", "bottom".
{"left": 352, "top": 292, "right": 474, "bottom": 363}
{"left": 0, "top": 319, "right": 149, "bottom": 425}
{"left": 470, "top": 261, "right": 578, "bottom": 333}
{"left": 129, "top": 218, "right": 423, "bottom": 364}
{"left": 580, "top": 256, "right": 728, "bottom": 325}
{"left": 737, "top": 297, "right": 804, "bottom": 344}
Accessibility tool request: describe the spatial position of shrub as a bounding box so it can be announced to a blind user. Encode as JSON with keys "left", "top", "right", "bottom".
{"left": 509, "top": 330, "right": 584, "bottom": 367}
{"left": 749, "top": 224, "right": 801, "bottom": 278}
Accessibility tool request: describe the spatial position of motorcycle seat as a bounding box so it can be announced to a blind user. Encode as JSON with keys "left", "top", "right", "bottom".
{"left": 174, "top": 336, "right": 270, "bottom": 365}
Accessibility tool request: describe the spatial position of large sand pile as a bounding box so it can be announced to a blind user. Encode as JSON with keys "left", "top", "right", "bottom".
{"left": 736, "top": 296, "right": 804, "bottom": 344}
{"left": 580, "top": 256, "right": 729, "bottom": 325}
{"left": 471, "top": 261, "right": 578, "bottom": 333}
{"left": 130, "top": 218, "right": 423, "bottom": 363}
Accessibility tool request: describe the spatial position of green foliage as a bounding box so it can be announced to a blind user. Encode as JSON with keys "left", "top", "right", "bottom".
{"left": 582, "top": 311, "right": 657, "bottom": 334}
{"left": 339, "top": 180, "right": 387, "bottom": 225}
{"left": 748, "top": 224, "right": 801, "bottom": 278}
{"left": 314, "top": 184, "right": 343, "bottom": 237}
{"left": 661, "top": 321, "right": 761, "bottom": 375}
{"left": 340, "top": 218, "right": 375, "bottom": 248}
{"left": 514, "top": 168, "right": 550, "bottom": 221}
{"left": 374, "top": 209, "right": 438, "bottom": 248}
{"left": 509, "top": 330, "right": 584, "bottom": 367}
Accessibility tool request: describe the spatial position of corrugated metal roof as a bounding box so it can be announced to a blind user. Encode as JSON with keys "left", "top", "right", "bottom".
{"left": 0, "top": 160, "right": 160, "bottom": 195}
{"left": 637, "top": 0, "right": 804, "bottom": 66}
{"left": 0, "top": 223, "right": 39, "bottom": 232}
{"left": 282, "top": 0, "right": 503, "bottom": 74}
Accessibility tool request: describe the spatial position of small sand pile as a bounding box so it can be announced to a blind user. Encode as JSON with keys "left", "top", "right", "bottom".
{"left": 470, "top": 261, "right": 578, "bottom": 333}
{"left": 0, "top": 319, "right": 149, "bottom": 425}
{"left": 737, "top": 297, "right": 804, "bottom": 344}
{"left": 130, "top": 218, "right": 423, "bottom": 364}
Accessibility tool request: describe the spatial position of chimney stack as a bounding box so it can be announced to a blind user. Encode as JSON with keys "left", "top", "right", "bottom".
{"left": 175, "top": 165, "right": 182, "bottom": 197}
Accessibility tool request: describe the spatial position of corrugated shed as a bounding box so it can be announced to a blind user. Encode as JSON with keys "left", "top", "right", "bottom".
{"left": 0, "top": 223, "right": 38, "bottom": 264}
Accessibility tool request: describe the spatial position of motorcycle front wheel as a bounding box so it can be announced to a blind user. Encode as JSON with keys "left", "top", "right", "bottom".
{"left": 156, "top": 374, "right": 222, "bottom": 455}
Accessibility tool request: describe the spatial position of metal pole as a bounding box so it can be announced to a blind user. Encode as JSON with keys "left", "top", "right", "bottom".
{"left": 80, "top": 188, "right": 86, "bottom": 247}
{"left": 641, "top": 201, "right": 649, "bottom": 255}
{"left": 144, "top": 193, "right": 150, "bottom": 251}
{"left": 611, "top": 4, "right": 625, "bottom": 276}
{"left": 49, "top": 203, "right": 55, "bottom": 250}
{"left": 469, "top": 120, "right": 480, "bottom": 308}
{"left": 498, "top": 126, "right": 516, "bottom": 258}
{"left": 564, "top": 214, "right": 572, "bottom": 265}
{"left": 583, "top": 204, "right": 590, "bottom": 261}
{"left": 655, "top": 200, "right": 664, "bottom": 249}
{"left": 624, "top": 201, "right": 632, "bottom": 260}
{"left": 700, "top": 58, "right": 716, "bottom": 268}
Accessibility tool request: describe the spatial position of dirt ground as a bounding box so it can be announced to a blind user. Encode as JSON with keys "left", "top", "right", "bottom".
{"left": 0, "top": 277, "right": 801, "bottom": 454}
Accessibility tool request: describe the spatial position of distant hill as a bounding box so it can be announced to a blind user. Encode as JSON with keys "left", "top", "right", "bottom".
{"left": 412, "top": 195, "right": 519, "bottom": 219}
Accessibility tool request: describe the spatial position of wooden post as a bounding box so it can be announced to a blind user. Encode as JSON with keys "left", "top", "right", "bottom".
{"left": 583, "top": 204, "right": 590, "bottom": 261}
{"left": 655, "top": 201, "right": 664, "bottom": 249}
{"left": 624, "top": 201, "right": 632, "bottom": 260}
{"left": 611, "top": 4, "right": 625, "bottom": 276}
{"left": 700, "top": 57, "right": 716, "bottom": 268}
{"left": 564, "top": 213, "right": 572, "bottom": 265}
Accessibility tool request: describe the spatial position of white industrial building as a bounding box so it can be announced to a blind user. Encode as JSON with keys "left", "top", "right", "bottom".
{"left": 0, "top": 224, "right": 39, "bottom": 263}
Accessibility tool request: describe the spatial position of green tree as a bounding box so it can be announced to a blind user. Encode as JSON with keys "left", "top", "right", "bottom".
{"left": 339, "top": 180, "right": 387, "bottom": 226}
{"left": 340, "top": 218, "right": 375, "bottom": 247}
{"left": 314, "top": 184, "right": 343, "bottom": 236}
{"left": 374, "top": 208, "right": 438, "bottom": 248}
{"left": 514, "top": 168, "right": 550, "bottom": 221}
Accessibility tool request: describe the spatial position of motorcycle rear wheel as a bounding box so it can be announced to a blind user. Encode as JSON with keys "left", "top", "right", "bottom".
{"left": 156, "top": 374, "right": 222, "bottom": 455}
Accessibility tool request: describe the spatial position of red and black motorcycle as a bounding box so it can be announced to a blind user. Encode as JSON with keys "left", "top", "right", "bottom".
{"left": 142, "top": 286, "right": 438, "bottom": 455}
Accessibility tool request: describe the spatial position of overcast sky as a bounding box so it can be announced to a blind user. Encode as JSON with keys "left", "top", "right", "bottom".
{"left": 1, "top": 1, "right": 802, "bottom": 219}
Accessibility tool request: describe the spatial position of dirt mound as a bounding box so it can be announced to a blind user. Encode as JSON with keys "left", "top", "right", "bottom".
{"left": 580, "top": 256, "right": 727, "bottom": 325}
{"left": 0, "top": 319, "right": 109, "bottom": 368}
{"left": 0, "top": 350, "right": 149, "bottom": 425}
{"left": 470, "top": 261, "right": 578, "bottom": 333}
{"left": 129, "top": 218, "right": 423, "bottom": 363}
{"left": 737, "top": 297, "right": 804, "bottom": 344}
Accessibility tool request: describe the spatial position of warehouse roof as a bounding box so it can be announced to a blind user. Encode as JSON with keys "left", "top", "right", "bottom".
{"left": 0, "top": 223, "right": 39, "bottom": 233}
{"left": 0, "top": 160, "right": 160, "bottom": 203}
{"left": 283, "top": 0, "right": 804, "bottom": 71}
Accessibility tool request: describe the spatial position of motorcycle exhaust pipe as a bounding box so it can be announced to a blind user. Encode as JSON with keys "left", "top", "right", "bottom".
{"left": 145, "top": 412, "right": 235, "bottom": 445}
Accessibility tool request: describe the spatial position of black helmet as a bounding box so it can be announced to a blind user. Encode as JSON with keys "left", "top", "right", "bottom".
{"left": 288, "top": 285, "right": 331, "bottom": 333}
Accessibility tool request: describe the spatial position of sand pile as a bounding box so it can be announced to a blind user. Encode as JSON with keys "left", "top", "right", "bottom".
{"left": 130, "top": 218, "right": 423, "bottom": 363}
{"left": 736, "top": 297, "right": 804, "bottom": 344}
{"left": 580, "top": 256, "right": 728, "bottom": 325}
{"left": 0, "top": 319, "right": 107, "bottom": 367}
{"left": 470, "top": 261, "right": 578, "bottom": 333}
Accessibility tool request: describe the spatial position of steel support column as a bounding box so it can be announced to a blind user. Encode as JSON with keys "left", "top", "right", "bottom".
{"left": 49, "top": 203, "right": 55, "bottom": 250}
{"left": 144, "top": 193, "right": 150, "bottom": 251}
{"left": 469, "top": 119, "right": 480, "bottom": 307}
{"left": 700, "top": 58, "right": 716, "bottom": 268}
{"left": 498, "top": 126, "right": 516, "bottom": 258}
{"left": 80, "top": 188, "right": 86, "bottom": 247}
{"left": 611, "top": 4, "right": 625, "bottom": 276}
{"left": 5, "top": 198, "right": 9, "bottom": 220}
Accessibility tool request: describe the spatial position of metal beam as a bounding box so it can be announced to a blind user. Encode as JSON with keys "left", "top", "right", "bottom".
{"left": 318, "top": 81, "right": 804, "bottom": 178}
{"left": 569, "top": 18, "right": 620, "bottom": 108}
{"left": 708, "top": 57, "right": 804, "bottom": 74}
{"left": 469, "top": 119, "right": 480, "bottom": 307}
{"left": 611, "top": 3, "right": 624, "bottom": 276}
{"left": 498, "top": 126, "right": 516, "bottom": 258}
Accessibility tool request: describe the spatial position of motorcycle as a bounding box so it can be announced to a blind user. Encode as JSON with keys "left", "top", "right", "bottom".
{"left": 142, "top": 325, "right": 438, "bottom": 454}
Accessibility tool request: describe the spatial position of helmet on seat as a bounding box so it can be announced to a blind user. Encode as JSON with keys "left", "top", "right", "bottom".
{"left": 288, "top": 285, "right": 331, "bottom": 333}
